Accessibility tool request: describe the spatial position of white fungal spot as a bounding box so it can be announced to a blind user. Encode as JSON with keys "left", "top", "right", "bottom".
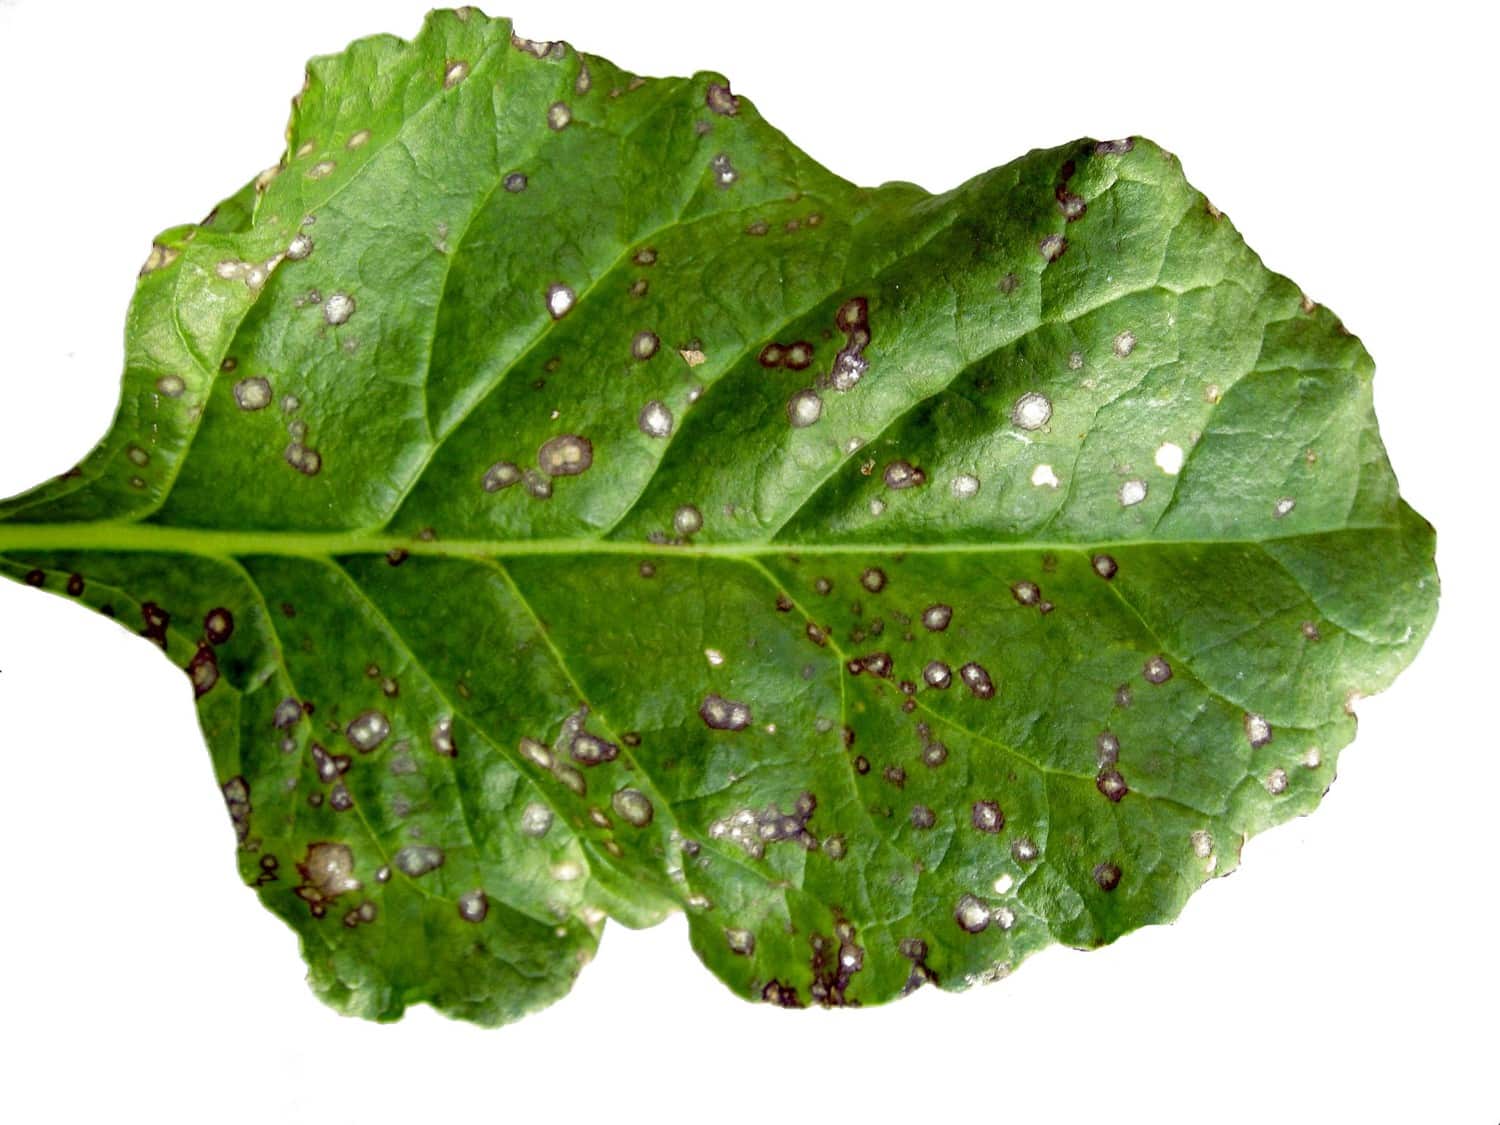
{"left": 972, "top": 800, "right": 1004, "bottom": 833}
{"left": 1031, "top": 463, "right": 1060, "bottom": 488}
{"left": 829, "top": 351, "right": 868, "bottom": 391}
{"left": 519, "top": 738, "right": 554, "bottom": 769}
{"left": 346, "top": 129, "right": 371, "bottom": 150}
{"left": 1143, "top": 655, "right": 1173, "bottom": 684}
{"left": 955, "top": 894, "right": 992, "bottom": 933}
{"left": 1092, "top": 553, "right": 1118, "bottom": 579}
{"left": 216, "top": 260, "right": 247, "bottom": 281}
{"left": 706, "top": 82, "right": 740, "bottom": 116}
{"left": 993, "top": 873, "right": 1014, "bottom": 895}
{"left": 705, "top": 648, "right": 725, "bottom": 667}
{"left": 951, "top": 473, "right": 980, "bottom": 499}
{"left": 537, "top": 434, "right": 593, "bottom": 477}
{"left": 545, "top": 283, "right": 576, "bottom": 319}
{"left": 1096, "top": 731, "right": 1121, "bottom": 766}
{"left": 273, "top": 698, "right": 302, "bottom": 729}
{"left": 1191, "top": 830, "right": 1214, "bottom": 858}
{"left": 457, "top": 889, "right": 488, "bottom": 922}
{"left": 993, "top": 906, "right": 1016, "bottom": 931}
{"left": 286, "top": 233, "right": 314, "bottom": 261}
{"left": 923, "top": 661, "right": 952, "bottom": 689}
{"left": 1204, "top": 383, "right": 1222, "bottom": 404}
{"left": 1011, "top": 838, "right": 1039, "bottom": 863}
{"left": 960, "top": 663, "right": 995, "bottom": 699}
{"left": 323, "top": 292, "right": 355, "bottom": 325}
{"left": 1011, "top": 580, "right": 1041, "bottom": 606}
{"left": 922, "top": 604, "right": 953, "bottom": 632}
{"left": 1113, "top": 330, "right": 1137, "bottom": 358}
{"left": 1154, "top": 441, "right": 1184, "bottom": 475}
{"left": 504, "top": 171, "right": 528, "bottom": 192}
{"left": 631, "top": 331, "right": 659, "bottom": 360}
{"left": 787, "top": 389, "right": 823, "bottom": 428}
{"left": 483, "top": 461, "right": 521, "bottom": 491}
{"left": 1012, "top": 391, "right": 1053, "bottom": 431}
{"left": 394, "top": 845, "right": 445, "bottom": 877}
{"left": 307, "top": 160, "right": 336, "bottom": 180}
{"left": 1265, "top": 768, "right": 1289, "bottom": 795}
{"left": 551, "top": 860, "right": 584, "bottom": 882}
{"left": 1304, "top": 747, "right": 1322, "bottom": 768}
{"left": 673, "top": 504, "right": 703, "bottom": 536}
{"left": 233, "top": 377, "right": 272, "bottom": 411}
{"left": 431, "top": 716, "right": 456, "bottom": 757}
{"left": 710, "top": 152, "right": 737, "bottom": 186}
{"left": 1273, "top": 497, "right": 1296, "bottom": 518}
{"left": 155, "top": 374, "right": 186, "bottom": 397}
{"left": 1244, "top": 712, "right": 1273, "bottom": 748}
{"left": 725, "top": 928, "right": 755, "bottom": 955}
{"left": 284, "top": 442, "right": 323, "bottom": 476}
{"left": 520, "top": 802, "right": 553, "bottom": 837}
{"left": 612, "top": 788, "right": 654, "bottom": 827}
{"left": 883, "top": 461, "right": 923, "bottom": 490}
{"left": 444, "top": 60, "right": 469, "bottom": 88}
{"left": 345, "top": 710, "right": 391, "bottom": 752}
{"left": 1096, "top": 769, "right": 1128, "bottom": 802}
{"left": 1039, "top": 234, "right": 1067, "bottom": 262}
{"left": 868, "top": 498, "right": 886, "bottom": 517}
{"left": 699, "top": 693, "right": 751, "bottom": 731}
{"left": 1068, "top": 350, "right": 1085, "bottom": 370}
{"left": 638, "top": 400, "right": 674, "bottom": 438}
{"left": 299, "top": 842, "right": 361, "bottom": 900}
{"left": 1119, "top": 478, "right": 1148, "bottom": 507}
{"left": 547, "top": 102, "right": 572, "bottom": 130}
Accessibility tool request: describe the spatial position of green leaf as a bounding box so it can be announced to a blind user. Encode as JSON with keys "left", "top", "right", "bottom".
{"left": 0, "top": 9, "right": 1437, "bottom": 1025}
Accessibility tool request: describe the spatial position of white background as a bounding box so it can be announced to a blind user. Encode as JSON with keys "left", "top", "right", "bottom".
{"left": 0, "top": 1, "right": 1493, "bottom": 1121}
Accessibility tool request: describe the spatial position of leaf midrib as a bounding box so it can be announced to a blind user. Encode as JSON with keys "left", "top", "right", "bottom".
{"left": 0, "top": 520, "right": 1402, "bottom": 560}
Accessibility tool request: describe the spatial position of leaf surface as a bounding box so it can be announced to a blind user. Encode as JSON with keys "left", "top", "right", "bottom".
{"left": 0, "top": 10, "right": 1437, "bottom": 1024}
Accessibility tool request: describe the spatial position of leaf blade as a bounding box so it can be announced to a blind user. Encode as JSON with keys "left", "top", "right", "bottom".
{"left": 0, "top": 9, "right": 1436, "bottom": 1024}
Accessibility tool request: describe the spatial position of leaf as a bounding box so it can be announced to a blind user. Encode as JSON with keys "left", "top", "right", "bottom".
{"left": 0, "top": 9, "right": 1437, "bottom": 1025}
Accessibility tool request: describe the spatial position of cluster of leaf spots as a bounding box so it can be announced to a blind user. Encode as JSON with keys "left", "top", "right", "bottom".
{"left": 0, "top": 9, "right": 1436, "bottom": 1026}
